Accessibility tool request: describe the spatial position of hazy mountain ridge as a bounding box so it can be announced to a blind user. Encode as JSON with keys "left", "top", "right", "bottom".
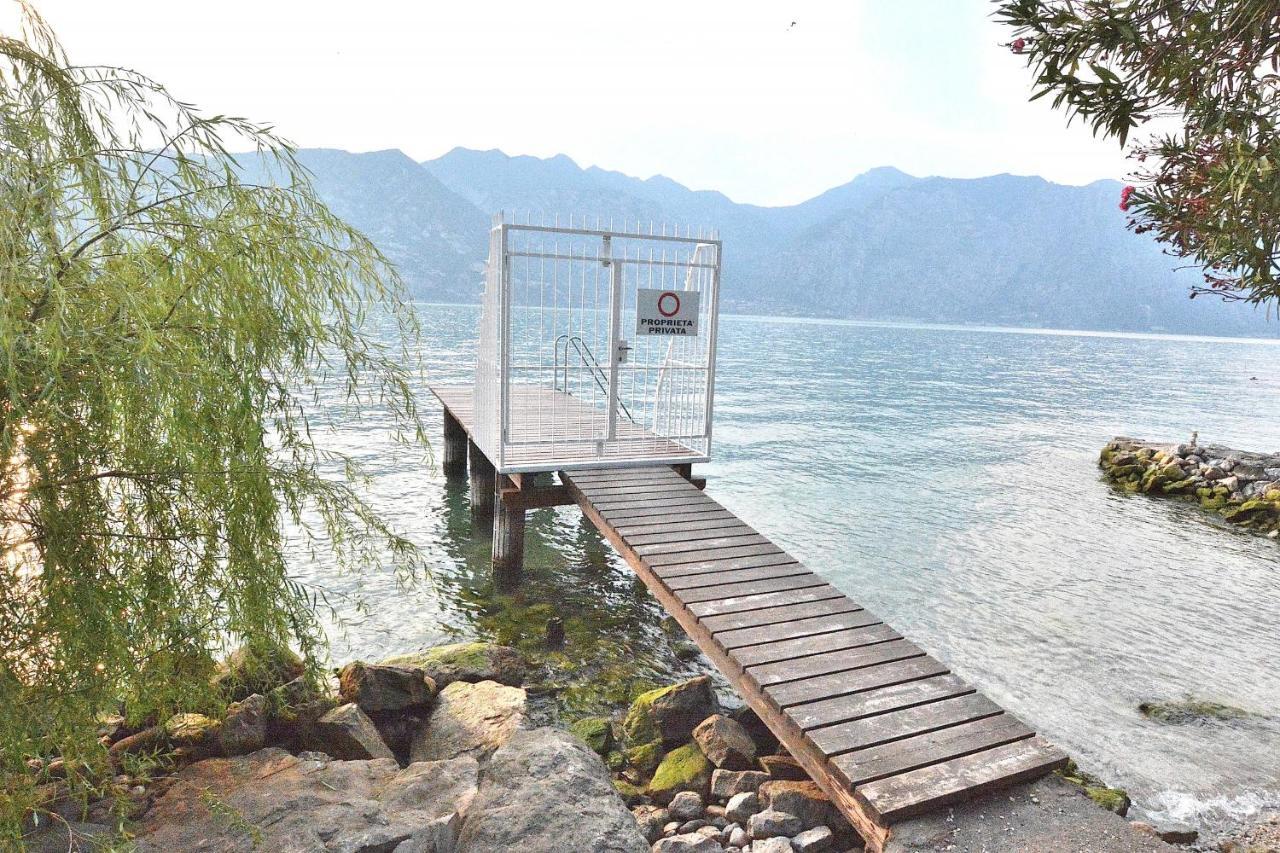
{"left": 262, "top": 146, "right": 1274, "bottom": 336}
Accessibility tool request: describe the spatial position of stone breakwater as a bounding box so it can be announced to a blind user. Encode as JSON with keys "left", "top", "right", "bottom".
{"left": 1100, "top": 437, "right": 1280, "bottom": 536}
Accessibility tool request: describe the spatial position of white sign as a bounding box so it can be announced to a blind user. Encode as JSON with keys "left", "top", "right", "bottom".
{"left": 636, "top": 289, "right": 700, "bottom": 337}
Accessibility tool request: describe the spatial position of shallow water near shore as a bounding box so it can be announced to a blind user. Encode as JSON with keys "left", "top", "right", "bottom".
{"left": 288, "top": 304, "right": 1280, "bottom": 838}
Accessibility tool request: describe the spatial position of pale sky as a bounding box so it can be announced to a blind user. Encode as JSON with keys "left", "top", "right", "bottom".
{"left": 24, "top": 0, "right": 1132, "bottom": 206}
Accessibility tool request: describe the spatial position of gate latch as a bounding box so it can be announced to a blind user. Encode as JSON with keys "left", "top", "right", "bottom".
{"left": 616, "top": 340, "right": 631, "bottom": 364}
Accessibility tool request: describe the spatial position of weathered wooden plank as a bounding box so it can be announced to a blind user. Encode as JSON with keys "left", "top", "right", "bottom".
{"left": 766, "top": 657, "right": 951, "bottom": 709}
{"left": 635, "top": 533, "right": 772, "bottom": 557}
{"left": 855, "top": 736, "right": 1068, "bottom": 822}
{"left": 614, "top": 514, "right": 742, "bottom": 536}
{"left": 713, "top": 610, "right": 881, "bottom": 650}
{"left": 788, "top": 674, "right": 973, "bottom": 731}
{"left": 590, "top": 493, "right": 713, "bottom": 511}
{"left": 627, "top": 524, "right": 760, "bottom": 547}
{"left": 748, "top": 639, "right": 924, "bottom": 687}
{"left": 664, "top": 563, "right": 814, "bottom": 592}
{"left": 577, "top": 482, "right": 701, "bottom": 499}
{"left": 687, "top": 584, "right": 845, "bottom": 618}
{"left": 674, "top": 573, "right": 828, "bottom": 605}
{"left": 654, "top": 552, "right": 801, "bottom": 579}
{"left": 808, "top": 693, "right": 1004, "bottom": 756}
{"left": 831, "top": 714, "right": 1033, "bottom": 788}
{"left": 648, "top": 542, "right": 790, "bottom": 568}
{"left": 600, "top": 505, "right": 730, "bottom": 525}
{"left": 699, "top": 597, "right": 864, "bottom": 634}
{"left": 732, "top": 623, "right": 901, "bottom": 668}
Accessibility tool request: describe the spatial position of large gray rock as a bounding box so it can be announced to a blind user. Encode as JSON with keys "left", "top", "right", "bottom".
{"left": 753, "top": 837, "right": 796, "bottom": 853}
{"left": 652, "top": 834, "right": 722, "bottom": 852}
{"left": 410, "top": 680, "right": 527, "bottom": 762}
{"left": 748, "top": 809, "right": 804, "bottom": 839}
{"left": 455, "top": 727, "right": 647, "bottom": 852}
{"left": 710, "top": 768, "right": 769, "bottom": 799}
{"left": 218, "top": 693, "right": 267, "bottom": 757}
{"left": 312, "top": 702, "right": 395, "bottom": 760}
{"left": 692, "top": 714, "right": 757, "bottom": 770}
{"left": 131, "top": 748, "right": 478, "bottom": 852}
{"left": 339, "top": 661, "right": 436, "bottom": 713}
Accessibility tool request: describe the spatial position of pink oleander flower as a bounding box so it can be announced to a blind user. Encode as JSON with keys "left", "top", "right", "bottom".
{"left": 1119, "top": 185, "right": 1135, "bottom": 211}
{"left": 1011, "top": 38, "right": 1026, "bottom": 53}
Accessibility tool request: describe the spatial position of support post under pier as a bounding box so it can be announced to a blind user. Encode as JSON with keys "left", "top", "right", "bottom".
{"left": 442, "top": 411, "right": 467, "bottom": 479}
{"left": 493, "top": 475, "right": 525, "bottom": 588}
{"left": 468, "top": 440, "right": 495, "bottom": 519}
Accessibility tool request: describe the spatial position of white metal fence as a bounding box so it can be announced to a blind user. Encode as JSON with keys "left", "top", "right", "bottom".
{"left": 472, "top": 213, "right": 721, "bottom": 473}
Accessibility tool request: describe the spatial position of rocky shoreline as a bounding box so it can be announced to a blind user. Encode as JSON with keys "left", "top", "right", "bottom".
{"left": 1100, "top": 437, "right": 1280, "bottom": 536}
{"left": 23, "top": 636, "right": 1232, "bottom": 853}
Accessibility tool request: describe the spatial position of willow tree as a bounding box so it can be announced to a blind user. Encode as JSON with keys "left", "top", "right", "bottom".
{"left": 997, "top": 0, "right": 1280, "bottom": 306}
{"left": 0, "top": 3, "right": 424, "bottom": 834}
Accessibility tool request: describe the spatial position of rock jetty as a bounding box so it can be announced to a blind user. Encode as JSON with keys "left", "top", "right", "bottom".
{"left": 1100, "top": 437, "right": 1280, "bottom": 535}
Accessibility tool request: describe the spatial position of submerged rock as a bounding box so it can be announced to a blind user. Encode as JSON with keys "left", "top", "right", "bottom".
{"left": 1138, "top": 697, "right": 1253, "bottom": 724}
{"left": 456, "top": 727, "right": 648, "bottom": 852}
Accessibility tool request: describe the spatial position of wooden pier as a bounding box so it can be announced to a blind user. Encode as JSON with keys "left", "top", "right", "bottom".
{"left": 432, "top": 383, "right": 1066, "bottom": 852}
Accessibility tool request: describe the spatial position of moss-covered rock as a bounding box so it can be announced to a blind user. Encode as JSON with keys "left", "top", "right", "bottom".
{"left": 622, "top": 676, "right": 719, "bottom": 748}
{"left": 625, "top": 740, "right": 663, "bottom": 775}
{"left": 381, "top": 641, "right": 526, "bottom": 688}
{"left": 1056, "top": 759, "right": 1130, "bottom": 817}
{"left": 1085, "top": 785, "right": 1130, "bottom": 816}
{"left": 647, "top": 743, "right": 712, "bottom": 804}
{"left": 164, "top": 713, "right": 221, "bottom": 751}
{"left": 612, "top": 778, "right": 646, "bottom": 806}
{"left": 1139, "top": 698, "right": 1252, "bottom": 724}
{"left": 213, "top": 643, "right": 305, "bottom": 702}
{"left": 569, "top": 716, "right": 614, "bottom": 756}
{"left": 604, "top": 750, "right": 625, "bottom": 771}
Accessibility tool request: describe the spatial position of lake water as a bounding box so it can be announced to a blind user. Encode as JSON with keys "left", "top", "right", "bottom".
{"left": 290, "top": 304, "right": 1280, "bottom": 836}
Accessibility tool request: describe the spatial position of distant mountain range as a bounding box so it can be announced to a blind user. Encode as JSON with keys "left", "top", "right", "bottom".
{"left": 254, "top": 146, "right": 1276, "bottom": 337}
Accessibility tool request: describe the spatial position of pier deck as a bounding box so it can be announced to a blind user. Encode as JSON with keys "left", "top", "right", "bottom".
{"left": 431, "top": 384, "right": 1066, "bottom": 851}
{"left": 430, "top": 384, "right": 703, "bottom": 472}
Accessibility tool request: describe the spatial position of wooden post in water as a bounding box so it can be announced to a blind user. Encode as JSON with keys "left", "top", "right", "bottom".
{"left": 442, "top": 411, "right": 467, "bottom": 479}
{"left": 468, "top": 440, "right": 495, "bottom": 518}
{"left": 493, "top": 476, "right": 525, "bottom": 587}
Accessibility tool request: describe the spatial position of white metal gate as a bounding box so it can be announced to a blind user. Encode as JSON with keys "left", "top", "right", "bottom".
{"left": 472, "top": 214, "right": 721, "bottom": 473}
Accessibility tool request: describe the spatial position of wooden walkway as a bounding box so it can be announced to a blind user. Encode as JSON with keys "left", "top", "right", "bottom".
{"left": 430, "top": 384, "right": 1065, "bottom": 851}
{"left": 559, "top": 466, "right": 1066, "bottom": 850}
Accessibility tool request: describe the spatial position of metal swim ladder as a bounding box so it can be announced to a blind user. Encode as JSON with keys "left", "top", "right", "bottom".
{"left": 553, "top": 334, "right": 636, "bottom": 423}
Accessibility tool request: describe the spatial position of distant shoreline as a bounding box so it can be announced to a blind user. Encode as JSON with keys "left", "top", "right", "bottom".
{"left": 408, "top": 301, "right": 1280, "bottom": 346}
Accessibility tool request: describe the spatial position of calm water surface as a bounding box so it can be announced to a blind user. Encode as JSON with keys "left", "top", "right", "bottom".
{"left": 290, "top": 304, "right": 1280, "bottom": 834}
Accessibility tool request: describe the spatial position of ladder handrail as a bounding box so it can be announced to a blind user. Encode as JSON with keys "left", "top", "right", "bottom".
{"left": 553, "top": 334, "right": 635, "bottom": 423}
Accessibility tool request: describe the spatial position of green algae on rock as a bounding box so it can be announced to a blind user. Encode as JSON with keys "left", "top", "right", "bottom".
{"left": 1057, "top": 759, "right": 1131, "bottom": 817}
{"left": 647, "top": 742, "right": 713, "bottom": 803}
{"left": 381, "top": 641, "right": 526, "bottom": 688}
{"left": 569, "top": 716, "right": 614, "bottom": 756}
{"left": 1100, "top": 438, "right": 1280, "bottom": 536}
{"left": 1138, "top": 698, "right": 1254, "bottom": 724}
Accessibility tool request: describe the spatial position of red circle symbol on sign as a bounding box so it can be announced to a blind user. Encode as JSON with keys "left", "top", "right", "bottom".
{"left": 658, "top": 292, "right": 681, "bottom": 317}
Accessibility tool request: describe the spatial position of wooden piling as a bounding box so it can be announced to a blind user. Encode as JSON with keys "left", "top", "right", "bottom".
{"left": 468, "top": 440, "right": 495, "bottom": 518}
{"left": 493, "top": 479, "right": 525, "bottom": 587}
{"left": 442, "top": 411, "right": 467, "bottom": 478}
